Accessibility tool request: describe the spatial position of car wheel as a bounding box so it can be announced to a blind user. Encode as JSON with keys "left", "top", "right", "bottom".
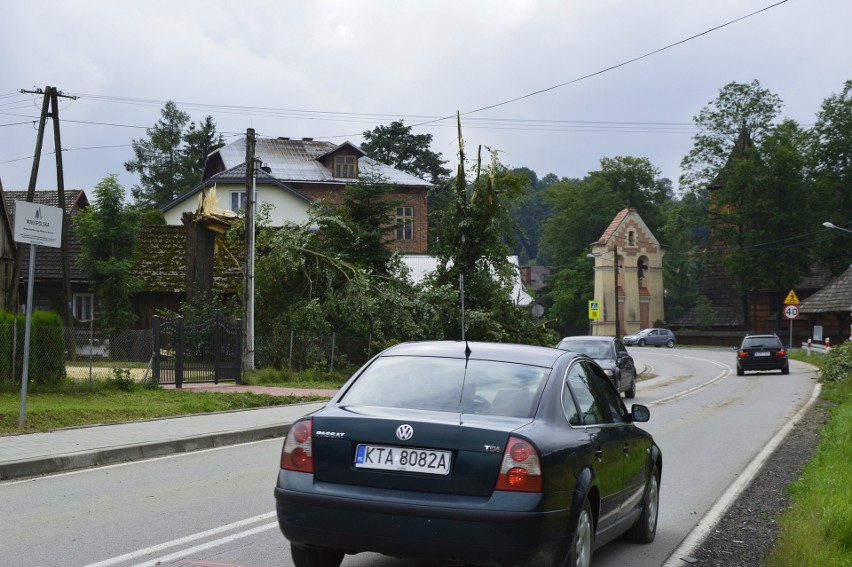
{"left": 736, "top": 366, "right": 744, "bottom": 376}
{"left": 781, "top": 363, "right": 790, "bottom": 375}
{"left": 638, "top": 339, "right": 646, "bottom": 347}
{"left": 625, "top": 374, "right": 636, "bottom": 399}
{"left": 624, "top": 464, "right": 660, "bottom": 544}
{"left": 565, "top": 499, "right": 593, "bottom": 567}
{"left": 666, "top": 339, "right": 675, "bottom": 348}
{"left": 290, "top": 544, "right": 344, "bottom": 567}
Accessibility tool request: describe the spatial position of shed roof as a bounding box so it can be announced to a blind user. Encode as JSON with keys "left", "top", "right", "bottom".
{"left": 132, "top": 224, "right": 243, "bottom": 294}
{"left": 799, "top": 265, "right": 852, "bottom": 314}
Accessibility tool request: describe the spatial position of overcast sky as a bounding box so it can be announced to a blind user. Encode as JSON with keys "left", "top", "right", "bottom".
{"left": 1, "top": 0, "right": 850, "bottom": 199}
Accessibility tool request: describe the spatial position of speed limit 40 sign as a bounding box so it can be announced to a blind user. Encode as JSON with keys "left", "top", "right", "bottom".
{"left": 783, "top": 305, "right": 800, "bottom": 320}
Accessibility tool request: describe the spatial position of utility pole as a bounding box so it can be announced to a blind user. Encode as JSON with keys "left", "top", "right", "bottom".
{"left": 12, "top": 87, "right": 77, "bottom": 335}
{"left": 243, "top": 128, "right": 256, "bottom": 371}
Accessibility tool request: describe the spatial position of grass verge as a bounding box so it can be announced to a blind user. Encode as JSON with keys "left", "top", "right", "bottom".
{"left": 763, "top": 349, "right": 852, "bottom": 566}
{"left": 1, "top": 367, "right": 348, "bottom": 435}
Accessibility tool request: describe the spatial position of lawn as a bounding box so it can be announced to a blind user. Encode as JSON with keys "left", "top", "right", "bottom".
{"left": 0, "top": 366, "right": 348, "bottom": 435}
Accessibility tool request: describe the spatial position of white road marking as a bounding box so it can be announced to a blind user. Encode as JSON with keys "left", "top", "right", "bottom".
{"left": 82, "top": 512, "right": 276, "bottom": 567}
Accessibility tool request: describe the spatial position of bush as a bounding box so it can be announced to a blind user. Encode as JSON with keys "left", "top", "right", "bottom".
{"left": 106, "top": 367, "right": 136, "bottom": 391}
{"left": 820, "top": 341, "right": 852, "bottom": 383}
{"left": 0, "top": 309, "right": 66, "bottom": 386}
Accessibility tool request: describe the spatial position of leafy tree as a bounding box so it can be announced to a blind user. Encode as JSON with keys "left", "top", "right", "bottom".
{"left": 73, "top": 175, "right": 142, "bottom": 331}
{"left": 680, "top": 81, "right": 818, "bottom": 328}
{"left": 594, "top": 156, "right": 672, "bottom": 231}
{"left": 312, "top": 171, "right": 401, "bottom": 274}
{"left": 680, "top": 79, "right": 783, "bottom": 195}
{"left": 657, "top": 193, "right": 706, "bottom": 323}
{"left": 429, "top": 138, "right": 552, "bottom": 343}
{"left": 506, "top": 167, "right": 557, "bottom": 263}
{"left": 361, "top": 120, "right": 451, "bottom": 184}
{"left": 809, "top": 80, "right": 852, "bottom": 274}
{"left": 125, "top": 101, "right": 224, "bottom": 209}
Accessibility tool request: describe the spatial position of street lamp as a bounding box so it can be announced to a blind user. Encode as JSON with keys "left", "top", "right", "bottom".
{"left": 823, "top": 221, "right": 852, "bottom": 234}
{"left": 587, "top": 246, "right": 620, "bottom": 339}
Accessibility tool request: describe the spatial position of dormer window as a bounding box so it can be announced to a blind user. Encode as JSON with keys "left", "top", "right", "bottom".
{"left": 335, "top": 155, "right": 358, "bottom": 178}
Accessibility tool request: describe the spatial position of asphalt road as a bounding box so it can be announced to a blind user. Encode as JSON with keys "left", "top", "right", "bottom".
{"left": 1, "top": 347, "right": 818, "bottom": 567}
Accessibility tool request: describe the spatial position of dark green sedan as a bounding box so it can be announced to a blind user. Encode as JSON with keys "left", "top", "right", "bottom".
{"left": 275, "top": 341, "right": 662, "bottom": 567}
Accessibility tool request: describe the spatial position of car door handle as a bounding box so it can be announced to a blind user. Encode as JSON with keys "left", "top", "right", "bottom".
{"left": 623, "top": 442, "right": 630, "bottom": 455}
{"left": 595, "top": 447, "right": 603, "bottom": 460}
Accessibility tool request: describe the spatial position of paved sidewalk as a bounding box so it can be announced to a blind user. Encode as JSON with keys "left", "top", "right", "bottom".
{"left": 0, "top": 397, "right": 328, "bottom": 481}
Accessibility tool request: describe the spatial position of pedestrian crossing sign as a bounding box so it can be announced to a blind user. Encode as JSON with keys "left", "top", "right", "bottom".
{"left": 589, "top": 300, "right": 601, "bottom": 320}
{"left": 783, "top": 290, "right": 800, "bottom": 305}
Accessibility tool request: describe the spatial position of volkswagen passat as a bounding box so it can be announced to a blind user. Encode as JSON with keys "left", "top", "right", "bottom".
{"left": 275, "top": 341, "right": 662, "bottom": 567}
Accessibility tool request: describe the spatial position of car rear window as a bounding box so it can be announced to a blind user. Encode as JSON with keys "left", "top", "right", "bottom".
{"left": 558, "top": 340, "right": 614, "bottom": 360}
{"left": 743, "top": 337, "right": 782, "bottom": 349}
{"left": 341, "top": 356, "right": 549, "bottom": 418}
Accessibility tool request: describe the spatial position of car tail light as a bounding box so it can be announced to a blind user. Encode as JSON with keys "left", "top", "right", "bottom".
{"left": 774, "top": 349, "right": 786, "bottom": 357}
{"left": 495, "top": 436, "right": 542, "bottom": 492}
{"left": 281, "top": 419, "right": 314, "bottom": 473}
{"left": 737, "top": 351, "right": 749, "bottom": 359}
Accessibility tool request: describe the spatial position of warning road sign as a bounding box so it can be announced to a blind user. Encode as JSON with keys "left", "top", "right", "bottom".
{"left": 783, "top": 289, "right": 800, "bottom": 305}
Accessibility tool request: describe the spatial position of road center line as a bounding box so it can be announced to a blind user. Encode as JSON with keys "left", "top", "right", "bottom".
{"left": 641, "top": 354, "right": 731, "bottom": 406}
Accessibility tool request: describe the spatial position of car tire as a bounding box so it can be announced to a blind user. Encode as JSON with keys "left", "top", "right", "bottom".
{"left": 638, "top": 339, "right": 646, "bottom": 347}
{"left": 565, "top": 499, "right": 594, "bottom": 567}
{"left": 781, "top": 363, "right": 790, "bottom": 375}
{"left": 666, "top": 339, "right": 675, "bottom": 348}
{"left": 624, "top": 464, "right": 660, "bottom": 544}
{"left": 625, "top": 374, "right": 636, "bottom": 399}
{"left": 290, "top": 544, "right": 344, "bottom": 567}
{"left": 736, "top": 366, "right": 744, "bottom": 376}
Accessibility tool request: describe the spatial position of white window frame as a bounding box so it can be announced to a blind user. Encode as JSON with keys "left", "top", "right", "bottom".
{"left": 230, "top": 191, "right": 247, "bottom": 212}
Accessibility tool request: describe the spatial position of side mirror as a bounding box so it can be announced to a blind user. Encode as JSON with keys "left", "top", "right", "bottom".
{"left": 630, "top": 404, "right": 650, "bottom": 423}
{"left": 732, "top": 345, "right": 740, "bottom": 351}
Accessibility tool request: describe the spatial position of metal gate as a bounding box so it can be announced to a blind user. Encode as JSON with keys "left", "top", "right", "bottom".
{"left": 152, "top": 312, "right": 242, "bottom": 387}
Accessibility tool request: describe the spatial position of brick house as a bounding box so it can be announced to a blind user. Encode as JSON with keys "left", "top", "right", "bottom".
{"left": 162, "top": 137, "right": 432, "bottom": 254}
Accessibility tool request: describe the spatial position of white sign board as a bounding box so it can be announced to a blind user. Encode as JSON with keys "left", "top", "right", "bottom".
{"left": 14, "top": 201, "right": 63, "bottom": 248}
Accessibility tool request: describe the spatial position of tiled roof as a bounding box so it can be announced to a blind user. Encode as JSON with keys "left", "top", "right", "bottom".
{"left": 800, "top": 265, "right": 852, "bottom": 314}
{"left": 3, "top": 190, "right": 88, "bottom": 281}
{"left": 593, "top": 208, "right": 631, "bottom": 246}
{"left": 132, "top": 224, "right": 243, "bottom": 294}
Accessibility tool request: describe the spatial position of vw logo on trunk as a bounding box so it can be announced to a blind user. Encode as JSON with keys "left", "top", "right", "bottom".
{"left": 396, "top": 424, "right": 414, "bottom": 441}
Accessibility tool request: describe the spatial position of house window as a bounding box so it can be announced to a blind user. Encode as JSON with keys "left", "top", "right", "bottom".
{"left": 334, "top": 155, "right": 358, "bottom": 178}
{"left": 73, "top": 293, "right": 94, "bottom": 322}
{"left": 230, "top": 191, "right": 246, "bottom": 212}
{"left": 396, "top": 207, "right": 413, "bottom": 240}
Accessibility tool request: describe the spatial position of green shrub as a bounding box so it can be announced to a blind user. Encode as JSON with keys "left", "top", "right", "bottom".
{"left": 0, "top": 309, "right": 66, "bottom": 386}
{"left": 106, "top": 367, "right": 135, "bottom": 391}
{"left": 819, "top": 341, "right": 852, "bottom": 383}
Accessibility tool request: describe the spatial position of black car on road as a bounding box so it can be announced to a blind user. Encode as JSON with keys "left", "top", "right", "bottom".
{"left": 556, "top": 335, "right": 637, "bottom": 399}
{"left": 734, "top": 334, "right": 789, "bottom": 375}
{"left": 275, "top": 341, "right": 662, "bottom": 567}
